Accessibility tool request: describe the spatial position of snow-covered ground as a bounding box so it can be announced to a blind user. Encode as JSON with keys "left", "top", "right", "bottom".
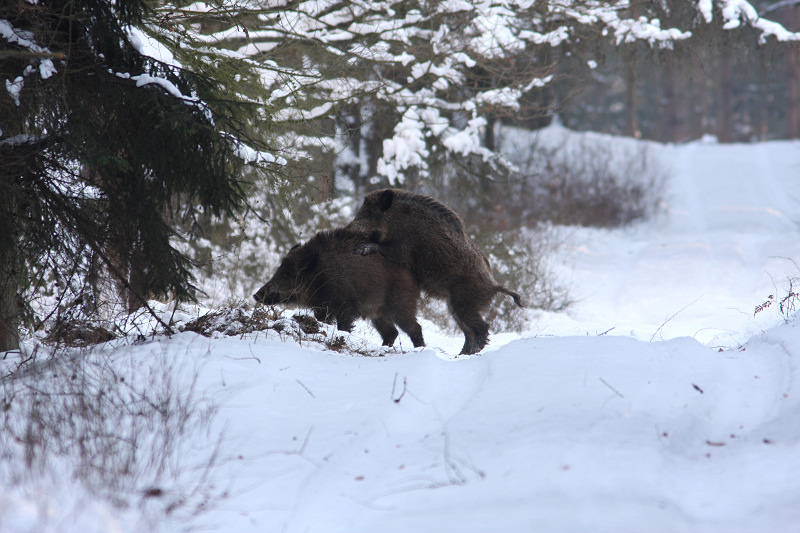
{"left": 4, "top": 127, "right": 800, "bottom": 532}
{"left": 531, "top": 127, "right": 800, "bottom": 349}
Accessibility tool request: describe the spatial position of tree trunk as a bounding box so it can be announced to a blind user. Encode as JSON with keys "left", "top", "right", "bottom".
{"left": 695, "top": 57, "right": 709, "bottom": 139}
{"left": 791, "top": 47, "right": 800, "bottom": 138}
{"left": 484, "top": 115, "right": 497, "bottom": 152}
{"left": 661, "top": 55, "right": 681, "bottom": 142}
{"left": 0, "top": 195, "right": 20, "bottom": 352}
{"left": 715, "top": 44, "right": 733, "bottom": 142}
{"left": 789, "top": 8, "right": 800, "bottom": 139}
{"left": 0, "top": 91, "right": 21, "bottom": 352}
{"left": 624, "top": 48, "right": 641, "bottom": 138}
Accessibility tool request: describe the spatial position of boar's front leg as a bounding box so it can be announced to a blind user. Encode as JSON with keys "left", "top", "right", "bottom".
{"left": 335, "top": 309, "right": 357, "bottom": 332}
{"left": 371, "top": 315, "right": 399, "bottom": 346}
{"left": 313, "top": 307, "right": 335, "bottom": 325}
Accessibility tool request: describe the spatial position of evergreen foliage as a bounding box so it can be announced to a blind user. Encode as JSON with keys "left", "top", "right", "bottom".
{"left": 0, "top": 0, "right": 275, "bottom": 349}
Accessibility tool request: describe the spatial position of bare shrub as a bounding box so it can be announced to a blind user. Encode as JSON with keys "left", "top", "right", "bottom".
{"left": 182, "top": 305, "right": 278, "bottom": 337}
{"left": 180, "top": 305, "right": 363, "bottom": 353}
{"left": 502, "top": 131, "right": 666, "bottom": 228}
{"left": 476, "top": 225, "right": 570, "bottom": 330}
{"left": 0, "top": 343, "right": 225, "bottom": 530}
{"left": 755, "top": 263, "right": 800, "bottom": 322}
{"left": 43, "top": 318, "right": 116, "bottom": 347}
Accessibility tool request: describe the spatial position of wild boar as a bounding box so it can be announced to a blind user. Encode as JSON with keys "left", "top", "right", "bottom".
{"left": 345, "top": 188, "right": 523, "bottom": 354}
{"left": 253, "top": 228, "right": 424, "bottom": 349}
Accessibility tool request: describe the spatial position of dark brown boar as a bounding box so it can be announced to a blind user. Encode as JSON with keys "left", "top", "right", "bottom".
{"left": 345, "top": 188, "right": 523, "bottom": 355}
{"left": 253, "top": 228, "right": 424, "bottom": 349}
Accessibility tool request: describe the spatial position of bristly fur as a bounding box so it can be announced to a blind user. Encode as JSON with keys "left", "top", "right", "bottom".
{"left": 390, "top": 190, "right": 466, "bottom": 235}
{"left": 346, "top": 188, "right": 524, "bottom": 355}
{"left": 254, "top": 227, "right": 425, "bottom": 349}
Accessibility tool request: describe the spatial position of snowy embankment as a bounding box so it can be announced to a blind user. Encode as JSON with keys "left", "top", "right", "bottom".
{"left": 180, "top": 325, "right": 800, "bottom": 532}
{"left": 4, "top": 128, "right": 800, "bottom": 532}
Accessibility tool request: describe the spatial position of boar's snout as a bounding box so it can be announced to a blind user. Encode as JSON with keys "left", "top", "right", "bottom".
{"left": 253, "top": 283, "right": 279, "bottom": 305}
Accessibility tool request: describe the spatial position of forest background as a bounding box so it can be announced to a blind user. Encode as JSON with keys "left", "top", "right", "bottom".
{"left": 1, "top": 0, "right": 799, "bottom": 350}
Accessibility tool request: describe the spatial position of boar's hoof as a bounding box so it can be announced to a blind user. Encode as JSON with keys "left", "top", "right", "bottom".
{"left": 352, "top": 243, "right": 381, "bottom": 256}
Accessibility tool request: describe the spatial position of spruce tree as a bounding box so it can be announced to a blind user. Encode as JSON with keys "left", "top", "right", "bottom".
{"left": 0, "top": 0, "right": 267, "bottom": 350}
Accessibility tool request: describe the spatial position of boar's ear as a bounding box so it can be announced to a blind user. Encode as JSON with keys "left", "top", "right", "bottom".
{"left": 377, "top": 189, "right": 394, "bottom": 211}
{"left": 299, "top": 251, "right": 319, "bottom": 274}
{"left": 290, "top": 243, "right": 301, "bottom": 251}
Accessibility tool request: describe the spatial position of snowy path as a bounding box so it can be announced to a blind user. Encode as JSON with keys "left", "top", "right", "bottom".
{"left": 543, "top": 136, "right": 800, "bottom": 347}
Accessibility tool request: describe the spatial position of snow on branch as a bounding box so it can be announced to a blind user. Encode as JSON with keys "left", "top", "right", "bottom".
{"left": 376, "top": 104, "right": 495, "bottom": 185}
{"left": 1, "top": 19, "right": 50, "bottom": 58}
{"left": 377, "top": 107, "right": 432, "bottom": 184}
{"left": 117, "top": 26, "right": 206, "bottom": 107}
{"left": 166, "top": 0, "right": 800, "bottom": 182}
{"left": 717, "top": 0, "right": 800, "bottom": 41}
{"left": 227, "top": 136, "right": 288, "bottom": 166}
{"left": 698, "top": 0, "right": 800, "bottom": 40}
{"left": 1, "top": 18, "right": 57, "bottom": 106}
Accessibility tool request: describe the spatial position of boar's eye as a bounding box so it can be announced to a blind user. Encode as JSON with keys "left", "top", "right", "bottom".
{"left": 299, "top": 252, "right": 319, "bottom": 273}
{"left": 277, "top": 256, "right": 295, "bottom": 272}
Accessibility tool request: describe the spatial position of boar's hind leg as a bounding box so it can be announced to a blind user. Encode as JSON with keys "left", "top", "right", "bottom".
{"left": 387, "top": 289, "right": 425, "bottom": 348}
{"left": 336, "top": 314, "right": 356, "bottom": 332}
{"left": 450, "top": 299, "right": 490, "bottom": 355}
{"left": 372, "top": 315, "right": 399, "bottom": 346}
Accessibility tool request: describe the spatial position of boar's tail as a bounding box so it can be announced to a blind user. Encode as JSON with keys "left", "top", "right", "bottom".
{"left": 494, "top": 285, "right": 525, "bottom": 308}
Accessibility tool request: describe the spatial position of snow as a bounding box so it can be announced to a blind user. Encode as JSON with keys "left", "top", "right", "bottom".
{"left": 0, "top": 21, "right": 56, "bottom": 102}
{"left": 124, "top": 26, "right": 179, "bottom": 68}
{"left": 231, "top": 137, "right": 288, "bottom": 166}
{"left": 0, "top": 20, "right": 41, "bottom": 53}
{"left": 377, "top": 107, "right": 432, "bottom": 184}
{"left": 0, "top": 134, "right": 42, "bottom": 147}
{"left": 524, "top": 125, "right": 800, "bottom": 349}
{"left": 5, "top": 76, "right": 24, "bottom": 106}
{"left": 131, "top": 73, "right": 186, "bottom": 99}
{"left": 4, "top": 127, "right": 800, "bottom": 532}
{"left": 38, "top": 59, "right": 55, "bottom": 79}
{"left": 442, "top": 116, "right": 488, "bottom": 156}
